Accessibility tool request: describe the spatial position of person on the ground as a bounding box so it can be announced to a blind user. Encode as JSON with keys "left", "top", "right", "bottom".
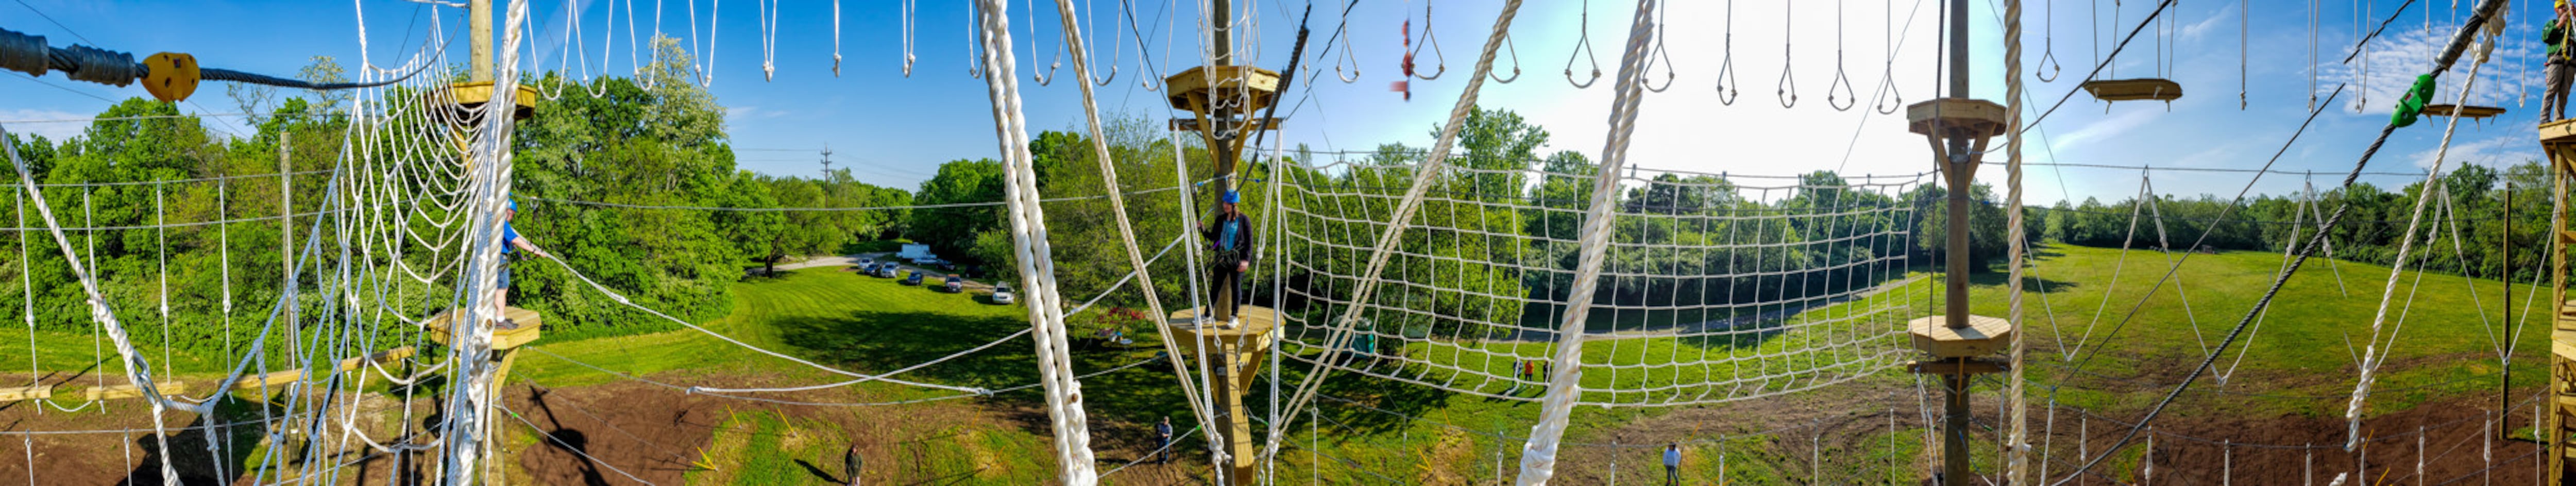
{"left": 2547, "top": 0, "right": 2575, "bottom": 121}
{"left": 1662, "top": 443, "right": 1681, "bottom": 486}
{"left": 843, "top": 444, "right": 864, "bottom": 486}
{"left": 1155, "top": 416, "right": 1176, "bottom": 464}
{"left": 1199, "top": 190, "right": 1255, "bottom": 321}
{"left": 496, "top": 199, "right": 551, "bottom": 328}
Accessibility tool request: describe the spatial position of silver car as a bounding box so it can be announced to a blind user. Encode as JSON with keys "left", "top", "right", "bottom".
{"left": 991, "top": 282, "right": 1016, "bottom": 305}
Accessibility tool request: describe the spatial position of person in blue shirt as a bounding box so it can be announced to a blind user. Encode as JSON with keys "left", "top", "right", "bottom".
{"left": 497, "top": 199, "right": 551, "bottom": 326}
{"left": 1155, "top": 416, "right": 1176, "bottom": 464}
{"left": 1199, "top": 190, "right": 1255, "bottom": 321}
{"left": 1662, "top": 443, "right": 1681, "bottom": 485}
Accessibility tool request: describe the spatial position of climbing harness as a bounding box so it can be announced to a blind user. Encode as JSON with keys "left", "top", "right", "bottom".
{"left": 1408, "top": 1, "right": 1446, "bottom": 80}
{"left": 1780, "top": 0, "right": 1800, "bottom": 108}
{"left": 1827, "top": 0, "right": 1857, "bottom": 110}
{"left": 1565, "top": 0, "right": 1602, "bottom": 88}
{"left": 1716, "top": 0, "right": 1740, "bottom": 104}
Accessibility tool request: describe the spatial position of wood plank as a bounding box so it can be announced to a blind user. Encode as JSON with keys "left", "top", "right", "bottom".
{"left": 420, "top": 307, "right": 543, "bottom": 350}
{"left": 0, "top": 385, "right": 51, "bottom": 402}
{"left": 2541, "top": 119, "right": 2576, "bottom": 145}
{"left": 232, "top": 371, "right": 306, "bottom": 391}
{"left": 84, "top": 382, "right": 184, "bottom": 401}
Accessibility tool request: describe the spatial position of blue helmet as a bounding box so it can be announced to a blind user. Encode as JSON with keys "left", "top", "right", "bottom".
{"left": 506, "top": 198, "right": 518, "bottom": 211}
{"left": 1222, "top": 190, "right": 1241, "bottom": 204}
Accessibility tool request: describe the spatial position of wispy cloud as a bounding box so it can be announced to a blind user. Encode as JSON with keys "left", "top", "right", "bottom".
{"left": 0, "top": 109, "right": 93, "bottom": 141}
{"left": 2318, "top": 20, "right": 2543, "bottom": 115}
{"left": 2050, "top": 108, "right": 2163, "bottom": 153}
{"left": 2411, "top": 126, "right": 2545, "bottom": 169}
{"left": 2181, "top": 3, "right": 2235, "bottom": 43}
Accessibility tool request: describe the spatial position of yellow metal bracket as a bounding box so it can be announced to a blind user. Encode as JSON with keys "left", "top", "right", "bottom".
{"left": 142, "top": 53, "right": 199, "bottom": 103}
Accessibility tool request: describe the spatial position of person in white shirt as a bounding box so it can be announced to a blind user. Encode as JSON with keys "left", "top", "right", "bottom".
{"left": 1663, "top": 443, "right": 1681, "bottom": 485}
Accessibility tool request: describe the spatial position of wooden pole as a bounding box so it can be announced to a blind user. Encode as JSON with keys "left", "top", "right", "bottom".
{"left": 469, "top": 0, "right": 493, "bottom": 82}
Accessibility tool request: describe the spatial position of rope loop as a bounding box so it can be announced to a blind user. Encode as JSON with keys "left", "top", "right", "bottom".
{"left": 1489, "top": 32, "right": 1522, "bottom": 83}
{"left": 1029, "top": 0, "right": 1064, "bottom": 86}
{"left": 1333, "top": 2, "right": 1361, "bottom": 83}
{"left": 1640, "top": 0, "right": 1675, "bottom": 92}
{"left": 1715, "top": 0, "right": 1739, "bottom": 104}
{"left": 1408, "top": 1, "right": 1447, "bottom": 80}
{"left": 1565, "top": 0, "right": 1603, "bottom": 88}
{"left": 1777, "top": 1, "right": 1798, "bottom": 108}
{"left": 1088, "top": 0, "right": 1120, "bottom": 86}
{"left": 1827, "top": 0, "right": 1854, "bottom": 110}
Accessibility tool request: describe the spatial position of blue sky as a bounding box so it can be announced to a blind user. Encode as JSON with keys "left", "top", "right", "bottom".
{"left": 0, "top": 0, "right": 2555, "bottom": 205}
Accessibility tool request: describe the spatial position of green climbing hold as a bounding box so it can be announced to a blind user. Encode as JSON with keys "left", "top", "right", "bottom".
{"left": 2391, "top": 74, "right": 2437, "bottom": 128}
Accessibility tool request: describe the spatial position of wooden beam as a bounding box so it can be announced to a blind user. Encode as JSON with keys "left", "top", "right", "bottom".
{"left": 1907, "top": 358, "right": 2010, "bottom": 375}
{"left": 84, "top": 382, "right": 184, "bottom": 401}
{"left": 0, "top": 385, "right": 51, "bottom": 403}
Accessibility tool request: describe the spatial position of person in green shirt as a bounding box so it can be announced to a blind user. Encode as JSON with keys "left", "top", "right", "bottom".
{"left": 2547, "top": 0, "right": 2574, "bottom": 121}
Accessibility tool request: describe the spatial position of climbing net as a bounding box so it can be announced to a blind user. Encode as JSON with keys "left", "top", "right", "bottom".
{"left": 1270, "top": 153, "right": 1929, "bottom": 407}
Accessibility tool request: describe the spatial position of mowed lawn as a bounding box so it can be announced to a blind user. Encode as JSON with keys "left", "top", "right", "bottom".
{"left": 1990, "top": 244, "right": 2545, "bottom": 416}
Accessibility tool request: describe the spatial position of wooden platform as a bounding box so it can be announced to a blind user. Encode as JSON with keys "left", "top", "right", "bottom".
{"left": 1908, "top": 314, "right": 2013, "bottom": 358}
{"left": 2420, "top": 104, "right": 2505, "bottom": 119}
{"left": 1166, "top": 305, "right": 1280, "bottom": 374}
{"left": 2081, "top": 78, "right": 2184, "bottom": 102}
{"left": 420, "top": 307, "right": 543, "bottom": 350}
{"left": 1904, "top": 98, "right": 2011, "bottom": 139}
{"left": 439, "top": 81, "right": 539, "bottom": 121}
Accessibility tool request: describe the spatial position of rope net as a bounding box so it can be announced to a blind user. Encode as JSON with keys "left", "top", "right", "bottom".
{"left": 1271, "top": 153, "right": 1929, "bottom": 407}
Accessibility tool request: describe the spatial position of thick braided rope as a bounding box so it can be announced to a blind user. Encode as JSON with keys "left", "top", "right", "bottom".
{"left": 1515, "top": 1, "right": 1658, "bottom": 483}
{"left": 0, "top": 124, "right": 183, "bottom": 485}
{"left": 442, "top": 1, "right": 534, "bottom": 482}
{"left": 1048, "top": 0, "right": 1222, "bottom": 445}
{"left": 973, "top": 1, "right": 1098, "bottom": 482}
{"left": 2004, "top": 0, "right": 2031, "bottom": 483}
{"left": 1263, "top": 0, "right": 1529, "bottom": 461}
{"left": 2345, "top": 51, "right": 2488, "bottom": 451}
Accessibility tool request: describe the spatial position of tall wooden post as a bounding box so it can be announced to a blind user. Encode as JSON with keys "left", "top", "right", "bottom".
{"left": 1902, "top": 0, "right": 2013, "bottom": 483}
{"left": 2537, "top": 119, "right": 2576, "bottom": 484}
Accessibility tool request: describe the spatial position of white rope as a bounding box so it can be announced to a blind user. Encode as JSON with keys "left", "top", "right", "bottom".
{"left": 1518, "top": 0, "right": 1657, "bottom": 482}
{"left": 2343, "top": 45, "right": 2488, "bottom": 452}
{"left": 1049, "top": 0, "right": 1225, "bottom": 464}
{"left": 1265, "top": 0, "right": 1530, "bottom": 462}
{"left": 2004, "top": 0, "right": 2032, "bottom": 483}
{"left": 973, "top": 1, "right": 1098, "bottom": 483}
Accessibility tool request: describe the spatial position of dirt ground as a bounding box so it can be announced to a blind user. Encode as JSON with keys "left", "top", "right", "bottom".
{"left": 0, "top": 364, "right": 2545, "bottom": 485}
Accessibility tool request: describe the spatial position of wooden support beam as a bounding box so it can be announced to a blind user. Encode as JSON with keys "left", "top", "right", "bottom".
{"left": 0, "top": 385, "right": 51, "bottom": 403}
{"left": 83, "top": 382, "right": 184, "bottom": 401}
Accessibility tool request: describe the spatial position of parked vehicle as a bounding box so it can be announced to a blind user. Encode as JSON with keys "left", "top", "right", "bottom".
{"left": 991, "top": 283, "right": 1015, "bottom": 304}
{"left": 897, "top": 243, "right": 934, "bottom": 261}
{"left": 944, "top": 276, "right": 964, "bottom": 293}
{"left": 903, "top": 271, "right": 925, "bottom": 286}
{"left": 875, "top": 264, "right": 899, "bottom": 278}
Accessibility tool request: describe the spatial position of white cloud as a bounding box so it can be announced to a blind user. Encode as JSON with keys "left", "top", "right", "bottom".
{"left": 0, "top": 109, "right": 93, "bottom": 141}
{"left": 2049, "top": 108, "right": 2162, "bottom": 153}
{"left": 2180, "top": 4, "right": 2235, "bottom": 43}
{"left": 2317, "top": 20, "right": 2544, "bottom": 115}
{"left": 2411, "top": 126, "right": 2544, "bottom": 169}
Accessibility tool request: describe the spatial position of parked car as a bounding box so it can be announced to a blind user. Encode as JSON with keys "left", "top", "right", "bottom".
{"left": 944, "top": 275, "right": 964, "bottom": 293}
{"left": 857, "top": 257, "right": 874, "bottom": 268}
{"left": 991, "top": 282, "right": 1015, "bottom": 304}
{"left": 903, "top": 271, "right": 925, "bottom": 286}
{"left": 875, "top": 264, "right": 899, "bottom": 278}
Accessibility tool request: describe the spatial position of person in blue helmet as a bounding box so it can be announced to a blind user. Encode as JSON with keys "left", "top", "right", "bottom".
{"left": 1199, "top": 190, "right": 1253, "bottom": 321}
{"left": 497, "top": 198, "right": 551, "bottom": 327}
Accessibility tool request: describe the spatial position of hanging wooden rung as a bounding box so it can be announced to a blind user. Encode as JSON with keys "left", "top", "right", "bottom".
{"left": 2420, "top": 104, "right": 2505, "bottom": 119}
{"left": 2081, "top": 78, "right": 2184, "bottom": 102}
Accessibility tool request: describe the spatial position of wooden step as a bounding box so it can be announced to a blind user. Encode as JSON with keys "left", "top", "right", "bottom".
{"left": 0, "top": 385, "right": 50, "bottom": 403}
{"left": 83, "top": 382, "right": 184, "bottom": 401}
{"left": 2556, "top": 330, "right": 2576, "bottom": 360}
{"left": 419, "top": 307, "right": 543, "bottom": 350}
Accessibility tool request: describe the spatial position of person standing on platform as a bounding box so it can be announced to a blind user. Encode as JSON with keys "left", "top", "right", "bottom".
{"left": 1200, "top": 190, "right": 1255, "bottom": 322}
{"left": 2545, "top": 0, "right": 2575, "bottom": 121}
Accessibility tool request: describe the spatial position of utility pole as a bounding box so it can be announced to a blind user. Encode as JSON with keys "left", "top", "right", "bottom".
{"left": 1901, "top": 0, "right": 2013, "bottom": 484}
{"left": 1160, "top": 1, "right": 1283, "bottom": 484}
{"left": 821, "top": 144, "right": 836, "bottom": 179}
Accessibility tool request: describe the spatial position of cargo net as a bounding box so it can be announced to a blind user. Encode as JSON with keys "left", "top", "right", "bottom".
{"left": 1271, "top": 152, "right": 1930, "bottom": 406}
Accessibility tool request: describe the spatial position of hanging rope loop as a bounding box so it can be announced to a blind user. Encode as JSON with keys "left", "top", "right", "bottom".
{"left": 1715, "top": 0, "right": 1739, "bottom": 104}
{"left": 1490, "top": 31, "right": 1523, "bottom": 83}
{"left": 1826, "top": 0, "right": 1856, "bottom": 110}
{"left": 1641, "top": 0, "right": 1675, "bottom": 92}
{"left": 1409, "top": 1, "right": 1447, "bottom": 80}
{"left": 1565, "top": 0, "right": 1603, "bottom": 88}
{"left": 1777, "top": 1, "right": 1799, "bottom": 108}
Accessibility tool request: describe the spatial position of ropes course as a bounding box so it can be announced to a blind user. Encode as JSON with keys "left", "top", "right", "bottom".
{"left": 0, "top": 0, "right": 2565, "bottom": 484}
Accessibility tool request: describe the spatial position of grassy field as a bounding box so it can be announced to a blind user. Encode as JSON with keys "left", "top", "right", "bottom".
{"left": 1, "top": 243, "right": 2551, "bottom": 483}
